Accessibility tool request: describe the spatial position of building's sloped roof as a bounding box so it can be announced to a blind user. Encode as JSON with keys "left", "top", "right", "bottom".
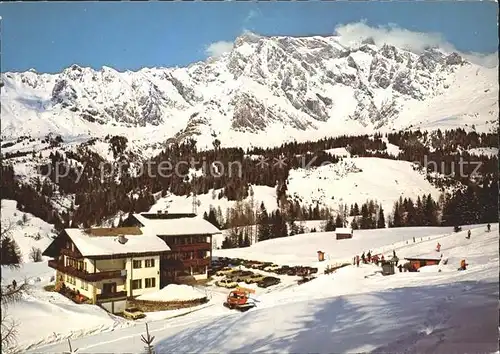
{"left": 335, "top": 228, "right": 353, "bottom": 234}
{"left": 133, "top": 214, "right": 222, "bottom": 236}
{"left": 65, "top": 227, "right": 171, "bottom": 257}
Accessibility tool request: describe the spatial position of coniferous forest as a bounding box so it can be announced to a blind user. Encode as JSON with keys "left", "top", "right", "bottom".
{"left": 1, "top": 128, "right": 498, "bottom": 248}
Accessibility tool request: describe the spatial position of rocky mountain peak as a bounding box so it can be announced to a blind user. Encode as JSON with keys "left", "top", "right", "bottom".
{"left": 2, "top": 33, "right": 493, "bottom": 147}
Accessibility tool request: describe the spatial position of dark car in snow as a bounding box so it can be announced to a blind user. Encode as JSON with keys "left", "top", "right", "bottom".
{"left": 257, "top": 276, "right": 281, "bottom": 288}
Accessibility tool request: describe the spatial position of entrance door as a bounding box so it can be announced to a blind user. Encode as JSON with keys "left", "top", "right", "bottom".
{"left": 102, "top": 282, "right": 117, "bottom": 294}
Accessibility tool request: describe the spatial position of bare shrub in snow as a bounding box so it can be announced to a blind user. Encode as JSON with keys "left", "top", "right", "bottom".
{"left": 1, "top": 279, "right": 30, "bottom": 353}
{"left": 29, "top": 247, "right": 43, "bottom": 262}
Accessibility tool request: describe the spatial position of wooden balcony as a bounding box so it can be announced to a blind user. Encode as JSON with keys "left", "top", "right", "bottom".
{"left": 96, "top": 291, "right": 127, "bottom": 302}
{"left": 48, "top": 260, "right": 127, "bottom": 282}
{"left": 161, "top": 257, "right": 210, "bottom": 269}
{"left": 170, "top": 242, "right": 211, "bottom": 252}
{"left": 182, "top": 258, "right": 210, "bottom": 267}
{"left": 61, "top": 248, "right": 83, "bottom": 259}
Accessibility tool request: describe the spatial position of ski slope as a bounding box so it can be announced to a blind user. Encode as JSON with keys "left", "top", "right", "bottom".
{"left": 7, "top": 223, "right": 497, "bottom": 353}
{"left": 214, "top": 226, "right": 463, "bottom": 267}
{"left": 149, "top": 157, "right": 442, "bottom": 225}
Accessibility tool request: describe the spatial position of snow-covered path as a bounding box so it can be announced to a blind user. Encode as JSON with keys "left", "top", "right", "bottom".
{"left": 27, "top": 224, "right": 499, "bottom": 353}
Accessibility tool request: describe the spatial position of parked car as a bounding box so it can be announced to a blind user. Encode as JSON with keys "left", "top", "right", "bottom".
{"left": 244, "top": 273, "right": 266, "bottom": 284}
{"left": 297, "top": 276, "right": 316, "bottom": 285}
{"left": 264, "top": 264, "right": 280, "bottom": 272}
{"left": 123, "top": 307, "right": 145, "bottom": 320}
{"left": 216, "top": 279, "right": 238, "bottom": 288}
{"left": 275, "top": 266, "right": 290, "bottom": 275}
{"left": 216, "top": 267, "right": 234, "bottom": 276}
{"left": 228, "top": 270, "right": 254, "bottom": 282}
{"left": 257, "top": 276, "right": 281, "bottom": 288}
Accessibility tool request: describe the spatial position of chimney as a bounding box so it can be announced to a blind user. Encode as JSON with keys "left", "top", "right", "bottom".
{"left": 117, "top": 234, "right": 128, "bottom": 244}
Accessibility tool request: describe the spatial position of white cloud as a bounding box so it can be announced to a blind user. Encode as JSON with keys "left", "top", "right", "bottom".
{"left": 333, "top": 21, "right": 498, "bottom": 68}
{"left": 205, "top": 41, "right": 234, "bottom": 58}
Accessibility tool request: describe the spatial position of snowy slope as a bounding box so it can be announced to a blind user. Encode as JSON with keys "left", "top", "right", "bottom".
{"left": 395, "top": 65, "right": 499, "bottom": 132}
{"left": 24, "top": 223, "right": 498, "bottom": 353}
{"left": 213, "top": 226, "right": 457, "bottom": 267}
{"left": 149, "top": 157, "right": 442, "bottom": 225}
{"left": 2, "top": 34, "right": 497, "bottom": 149}
{"left": 149, "top": 185, "right": 278, "bottom": 217}
{"left": 0, "top": 199, "right": 57, "bottom": 263}
{"left": 287, "top": 157, "right": 442, "bottom": 215}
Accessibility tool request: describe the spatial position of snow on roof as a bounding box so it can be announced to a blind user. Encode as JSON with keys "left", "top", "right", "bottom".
{"left": 133, "top": 214, "right": 222, "bottom": 236}
{"left": 335, "top": 228, "right": 353, "bottom": 234}
{"left": 65, "top": 228, "right": 170, "bottom": 257}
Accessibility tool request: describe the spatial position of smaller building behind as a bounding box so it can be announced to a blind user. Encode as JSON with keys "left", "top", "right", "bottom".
{"left": 335, "top": 227, "right": 353, "bottom": 240}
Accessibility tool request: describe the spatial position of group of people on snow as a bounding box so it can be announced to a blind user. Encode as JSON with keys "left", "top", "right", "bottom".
{"left": 353, "top": 250, "right": 398, "bottom": 267}
{"left": 349, "top": 226, "right": 490, "bottom": 274}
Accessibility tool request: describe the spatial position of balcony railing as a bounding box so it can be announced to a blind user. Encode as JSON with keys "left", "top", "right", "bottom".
{"left": 170, "top": 242, "right": 211, "bottom": 252}
{"left": 48, "top": 260, "right": 127, "bottom": 282}
{"left": 61, "top": 248, "right": 83, "bottom": 259}
{"left": 182, "top": 258, "right": 210, "bottom": 267}
{"left": 161, "top": 257, "right": 210, "bottom": 269}
{"left": 96, "top": 291, "right": 127, "bottom": 302}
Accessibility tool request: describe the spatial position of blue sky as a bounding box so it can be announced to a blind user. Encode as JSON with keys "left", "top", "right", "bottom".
{"left": 1, "top": 1, "right": 498, "bottom": 73}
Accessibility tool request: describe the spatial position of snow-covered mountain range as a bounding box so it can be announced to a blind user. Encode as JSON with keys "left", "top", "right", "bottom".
{"left": 1, "top": 32, "right": 498, "bottom": 150}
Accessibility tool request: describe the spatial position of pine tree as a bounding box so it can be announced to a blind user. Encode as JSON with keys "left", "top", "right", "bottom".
{"left": 392, "top": 201, "right": 402, "bottom": 227}
{"left": 324, "top": 217, "right": 335, "bottom": 232}
{"left": 221, "top": 236, "right": 233, "bottom": 249}
{"left": 353, "top": 203, "right": 360, "bottom": 216}
{"left": 424, "top": 194, "right": 438, "bottom": 226}
{"left": 257, "top": 202, "right": 270, "bottom": 242}
{"left": 377, "top": 207, "right": 385, "bottom": 228}
{"left": 207, "top": 207, "right": 221, "bottom": 229}
{"left": 415, "top": 196, "right": 424, "bottom": 226}
{"left": 406, "top": 198, "right": 416, "bottom": 226}
{"left": 313, "top": 203, "right": 320, "bottom": 220}
{"left": 335, "top": 214, "right": 343, "bottom": 228}
{"left": 351, "top": 217, "right": 359, "bottom": 230}
{"left": 1, "top": 237, "right": 22, "bottom": 266}
{"left": 360, "top": 203, "right": 370, "bottom": 229}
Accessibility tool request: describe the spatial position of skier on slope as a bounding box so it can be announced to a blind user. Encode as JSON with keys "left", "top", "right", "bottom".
{"left": 458, "top": 259, "right": 468, "bottom": 271}
{"left": 361, "top": 252, "right": 366, "bottom": 264}
{"left": 436, "top": 242, "right": 441, "bottom": 252}
{"left": 466, "top": 230, "right": 471, "bottom": 239}
{"left": 487, "top": 223, "right": 491, "bottom": 232}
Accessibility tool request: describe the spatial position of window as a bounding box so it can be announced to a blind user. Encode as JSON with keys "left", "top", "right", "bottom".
{"left": 145, "top": 259, "right": 155, "bottom": 268}
{"left": 132, "top": 260, "right": 142, "bottom": 269}
{"left": 132, "top": 279, "right": 142, "bottom": 290}
{"left": 67, "top": 275, "right": 76, "bottom": 285}
{"left": 84, "top": 281, "right": 88, "bottom": 291}
{"left": 80, "top": 280, "right": 85, "bottom": 289}
{"left": 145, "top": 277, "right": 156, "bottom": 288}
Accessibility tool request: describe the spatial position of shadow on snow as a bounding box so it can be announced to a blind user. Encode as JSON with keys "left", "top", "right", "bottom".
{"left": 154, "top": 280, "right": 499, "bottom": 354}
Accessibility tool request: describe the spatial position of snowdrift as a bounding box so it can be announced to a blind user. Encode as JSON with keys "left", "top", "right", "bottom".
{"left": 136, "top": 284, "right": 206, "bottom": 302}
